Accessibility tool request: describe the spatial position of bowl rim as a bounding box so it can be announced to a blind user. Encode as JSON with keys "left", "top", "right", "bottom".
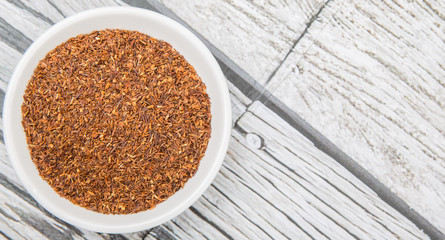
{"left": 2, "top": 6, "right": 231, "bottom": 233}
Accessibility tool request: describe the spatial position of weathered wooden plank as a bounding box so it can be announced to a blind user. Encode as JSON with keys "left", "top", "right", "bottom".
{"left": 0, "top": 42, "right": 21, "bottom": 89}
{"left": 0, "top": 179, "right": 98, "bottom": 239}
{"left": 143, "top": 93, "right": 430, "bottom": 239}
{"left": 0, "top": 1, "right": 51, "bottom": 41}
{"left": 0, "top": 0, "right": 123, "bottom": 85}
{"left": 7, "top": 0, "right": 64, "bottom": 24}
{"left": 39, "top": 0, "right": 121, "bottom": 17}
{"left": 148, "top": 1, "right": 443, "bottom": 236}
{"left": 0, "top": 69, "right": 429, "bottom": 239}
{"left": 136, "top": 0, "right": 445, "bottom": 237}
{"left": 158, "top": 0, "right": 326, "bottom": 83}
{"left": 0, "top": 0, "right": 434, "bottom": 239}
{"left": 239, "top": 102, "right": 429, "bottom": 239}
{"left": 0, "top": 1, "right": 142, "bottom": 239}
{"left": 264, "top": 0, "right": 445, "bottom": 233}
{"left": 0, "top": 140, "right": 150, "bottom": 239}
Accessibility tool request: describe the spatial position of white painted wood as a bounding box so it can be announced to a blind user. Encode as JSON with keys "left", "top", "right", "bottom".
{"left": 159, "top": 0, "right": 325, "bottom": 83}
{"left": 236, "top": 102, "right": 428, "bottom": 239}
{"left": 1, "top": 78, "right": 429, "bottom": 239}
{"left": 0, "top": 141, "right": 148, "bottom": 239}
{"left": 0, "top": 42, "right": 21, "bottom": 87}
{"left": 0, "top": 0, "right": 436, "bottom": 239}
{"left": 0, "top": 61, "right": 430, "bottom": 239}
{"left": 41, "top": 0, "right": 121, "bottom": 17}
{"left": 0, "top": 1, "right": 51, "bottom": 41}
{"left": 227, "top": 80, "right": 251, "bottom": 126}
{"left": 265, "top": 0, "right": 445, "bottom": 232}
{"left": 18, "top": 0, "right": 65, "bottom": 23}
{"left": 142, "top": 98, "right": 429, "bottom": 239}
{"left": 0, "top": 1, "right": 149, "bottom": 238}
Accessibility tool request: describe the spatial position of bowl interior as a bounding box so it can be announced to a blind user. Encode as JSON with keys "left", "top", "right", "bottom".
{"left": 3, "top": 7, "right": 231, "bottom": 233}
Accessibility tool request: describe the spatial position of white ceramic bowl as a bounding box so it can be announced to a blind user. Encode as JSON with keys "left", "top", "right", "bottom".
{"left": 3, "top": 7, "right": 231, "bottom": 233}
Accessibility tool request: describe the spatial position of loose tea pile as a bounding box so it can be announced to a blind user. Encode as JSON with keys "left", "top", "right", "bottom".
{"left": 21, "top": 29, "right": 211, "bottom": 214}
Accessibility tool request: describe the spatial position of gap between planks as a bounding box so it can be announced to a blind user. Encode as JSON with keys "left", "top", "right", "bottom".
{"left": 0, "top": 0, "right": 441, "bottom": 239}
{"left": 130, "top": 1, "right": 444, "bottom": 239}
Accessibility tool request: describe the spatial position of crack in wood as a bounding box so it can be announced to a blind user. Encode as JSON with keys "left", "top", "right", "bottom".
{"left": 104, "top": 234, "right": 130, "bottom": 240}
{"left": 200, "top": 195, "right": 271, "bottom": 240}
{"left": 189, "top": 206, "right": 234, "bottom": 240}
{"left": 169, "top": 221, "right": 191, "bottom": 239}
{"left": 118, "top": 1, "right": 445, "bottom": 239}
{"left": 0, "top": 230, "right": 13, "bottom": 240}
{"left": 216, "top": 168, "right": 313, "bottom": 239}
{"left": 259, "top": 95, "right": 445, "bottom": 240}
{"left": 0, "top": 207, "right": 18, "bottom": 223}
{"left": 257, "top": 173, "right": 331, "bottom": 240}
{"left": 6, "top": 203, "right": 75, "bottom": 240}
{"left": 0, "top": 174, "right": 86, "bottom": 238}
{"left": 197, "top": 196, "right": 251, "bottom": 239}
{"left": 1, "top": 0, "right": 443, "bottom": 239}
{"left": 256, "top": 149, "right": 360, "bottom": 239}
{"left": 264, "top": 0, "right": 332, "bottom": 85}
{"left": 148, "top": 225, "right": 180, "bottom": 240}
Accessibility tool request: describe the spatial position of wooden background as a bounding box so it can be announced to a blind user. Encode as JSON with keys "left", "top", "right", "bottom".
{"left": 0, "top": 0, "right": 444, "bottom": 239}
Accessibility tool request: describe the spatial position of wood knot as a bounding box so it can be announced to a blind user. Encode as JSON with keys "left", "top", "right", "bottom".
{"left": 245, "top": 133, "right": 264, "bottom": 149}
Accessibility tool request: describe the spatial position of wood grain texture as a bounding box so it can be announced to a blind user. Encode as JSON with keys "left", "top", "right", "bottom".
{"left": 0, "top": 74, "right": 429, "bottom": 239}
{"left": 264, "top": 0, "right": 445, "bottom": 232}
{"left": 0, "top": 142, "right": 132, "bottom": 240}
{"left": 0, "top": 0, "right": 435, "bottom": 239}
{"left": 0, "top": 1, "right": 143, "bottom": 239}
{"left": 142, "top": 94, "right": 429, "bottom": 240}
{"left": 0, "top": 71, "right": 429, "bottom": 239}
{"left": 159, "top": 0, "right": 326, "bottom": 84}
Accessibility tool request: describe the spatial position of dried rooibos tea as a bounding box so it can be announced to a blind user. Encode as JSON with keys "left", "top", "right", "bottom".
{"left": 21, "top": 29, "right": 211, "bottom": 214}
